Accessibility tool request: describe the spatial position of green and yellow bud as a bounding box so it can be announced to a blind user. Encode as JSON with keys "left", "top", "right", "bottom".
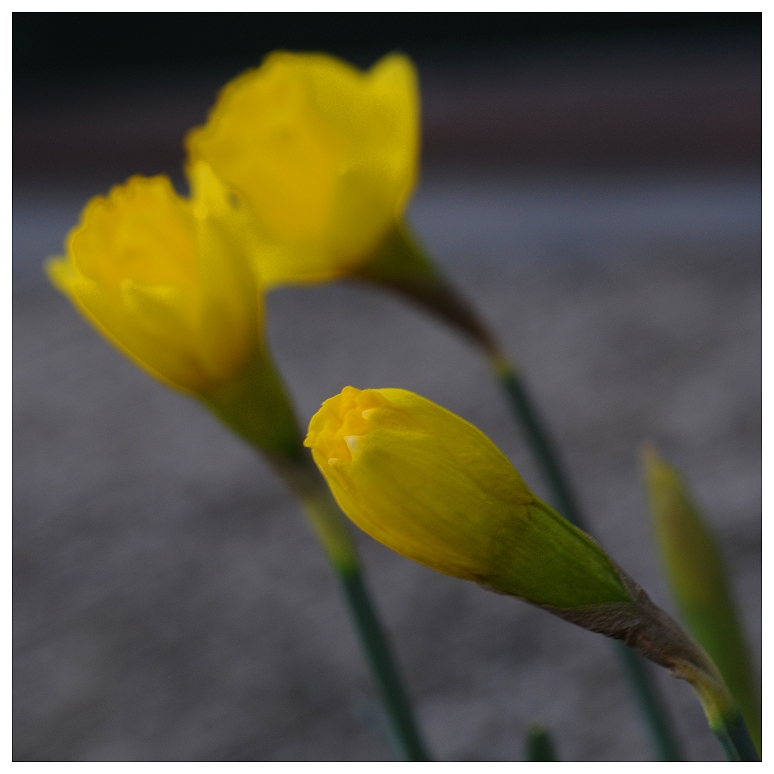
{"left": 47, "top": 162, "right": 300, "bottom": 459}
{"left": 186, "top": 51, "right": 419, "bottom": 288}
{"left": 305, "top": 386, "right": 631, "bottom": 609}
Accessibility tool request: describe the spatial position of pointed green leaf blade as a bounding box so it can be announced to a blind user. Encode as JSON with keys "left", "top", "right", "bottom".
{"left": 642, "top": 444, "right": 761, "bottom": 755}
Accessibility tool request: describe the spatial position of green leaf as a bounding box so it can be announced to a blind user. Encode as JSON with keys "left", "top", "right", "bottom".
{"left": 642, "top": 444, "right": 761, "bottom": 755}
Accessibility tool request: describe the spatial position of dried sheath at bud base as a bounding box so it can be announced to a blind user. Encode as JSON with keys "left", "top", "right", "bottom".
{"left": 306, "top": 387, "right": 759, "bottom": 761}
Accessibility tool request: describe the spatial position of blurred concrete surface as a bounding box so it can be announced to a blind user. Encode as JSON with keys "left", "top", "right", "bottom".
{"left": 13, "top": 38, "right": 760, "bottom": 761}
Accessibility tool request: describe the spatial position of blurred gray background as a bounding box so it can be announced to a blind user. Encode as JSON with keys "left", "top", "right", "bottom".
{"left": 13, "top": 13, "right": 761, "bottom": 761}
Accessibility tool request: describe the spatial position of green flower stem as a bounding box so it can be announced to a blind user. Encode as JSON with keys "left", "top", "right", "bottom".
{"left": 492, "top": 357, "right": 683, "bottom": 760}
{"left": 338, "top": 570, "right": 430, "bottom": 761}
{"left": 492, "top": 360, "right": 583, "bottom": 528}
{"left": 712, "top": 712, "right": 759, "bottom": 762}
{"left": 659, "top": 623, "right": 759, "bottom": 762}
{"left": 269, "top": 450, "right": 431, "bottom": 762}
{"left": 524, "top": 725, "right": 559, "bottom": 761}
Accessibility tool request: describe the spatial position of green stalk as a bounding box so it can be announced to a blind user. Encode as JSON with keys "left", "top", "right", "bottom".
{"left": 269, "top": 450, "right": 432, "bottom": 762}
{"left": 640, "top": 605, "right": 759, "bottom": 762}
{"left": 712, "top": 713, "right": 759, "bottom": 762}
{"left": 493, "top": 358, "right": 683, "bottom": 760}
{"left": 524, "top": 725, "right": 559, "bottom": 761}
{"left": 338, "top": 571, "right": 429, "bottom": 761}
{"left": 493, "top": 361, "right": 583, "bottom": 528}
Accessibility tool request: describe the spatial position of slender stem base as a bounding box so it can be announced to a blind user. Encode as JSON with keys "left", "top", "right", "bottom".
{"left": 338, "top": 571, "right": 431, "bottom": 761}
{"left": 712, "top": 713, "right": 759, "bottom": 762}
{"left": 269, "top": 451, "right": 431, "bottom": 762}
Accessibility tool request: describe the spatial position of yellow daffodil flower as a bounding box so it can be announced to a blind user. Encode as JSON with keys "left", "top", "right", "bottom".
{"left": 186, "top": 51, "right": 419, "bottom": 288}
{"left": 46, "top": 161, "right": 300, "bottom": 458}
{"left": 47, "top": 162, "right": 260, "bottom": 393}
{"left": 305, "top": 386, "right": 630, "bottom": 608}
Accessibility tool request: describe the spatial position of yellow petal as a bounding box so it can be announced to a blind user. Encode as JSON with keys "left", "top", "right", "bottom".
{"left": 69, "top": 176, "right": 198, "bottom": 291}
{"left": 187, "top": 161, "right": 264, "bottom": 381}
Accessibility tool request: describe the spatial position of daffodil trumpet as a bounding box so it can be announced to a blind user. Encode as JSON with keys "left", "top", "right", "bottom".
{"left": 306, "top": 387, "right": 759, "bottom": 761}
{"left": 186, "top": 51, "right": 419, "bottom": 290}
{"left": 46, "top": 168, "right": 430, "bottom": 761}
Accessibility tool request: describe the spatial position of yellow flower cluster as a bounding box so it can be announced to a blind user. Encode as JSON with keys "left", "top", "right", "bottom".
{"left": 46, "top": 48, "right": 757, "bottom": 761}
{"left": 46, "top": 50, "right": 643, "bottom": 612}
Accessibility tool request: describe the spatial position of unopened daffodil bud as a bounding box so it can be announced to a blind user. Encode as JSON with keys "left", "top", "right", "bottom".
{"left": 47, "top": 161, "right": 300, "bottom": 459}
{"left": 305, "top": 386, "right": 630, "bottom": 608}
{"left": 306, "top": 388, "right": 757, "bottom": 757}
{"left": 186, "top": 51, "right": 419, "bottom": 288}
